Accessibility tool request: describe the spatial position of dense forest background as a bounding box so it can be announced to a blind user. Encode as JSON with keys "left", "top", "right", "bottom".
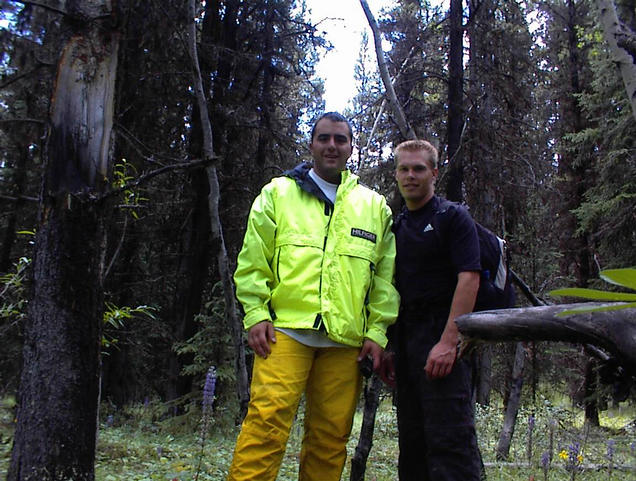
{"left": 1, "top": 0, "right": 635, "bottom": 479}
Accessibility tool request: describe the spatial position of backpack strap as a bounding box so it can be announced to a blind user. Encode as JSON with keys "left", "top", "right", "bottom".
{"left": 430, "top": 198, "right": 458, "bottom": 247}
{"left": 392, "top": 208, "right": 407, "bottom": 233}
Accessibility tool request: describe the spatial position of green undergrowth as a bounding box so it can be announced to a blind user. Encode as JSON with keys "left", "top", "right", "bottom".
{"left": 0, "top": 392, "right": 635, "bottom": 480}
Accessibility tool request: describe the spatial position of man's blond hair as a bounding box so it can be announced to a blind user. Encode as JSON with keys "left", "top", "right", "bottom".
{"left": 394, "top": 139, "right": 439, "bottom": 169}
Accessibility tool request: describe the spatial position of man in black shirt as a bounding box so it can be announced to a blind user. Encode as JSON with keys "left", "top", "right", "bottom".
{"left": 381, "top": 139, "right": 483, "bottom": 480}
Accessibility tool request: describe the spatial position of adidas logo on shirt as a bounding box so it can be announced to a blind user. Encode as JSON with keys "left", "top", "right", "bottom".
{"left": 422, "top": 224, "right": 434, "bottom": 233}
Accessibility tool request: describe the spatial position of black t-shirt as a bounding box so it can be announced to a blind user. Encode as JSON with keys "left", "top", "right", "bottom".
{"left": 395, "top": 195, "right": 481, "bottom": 306}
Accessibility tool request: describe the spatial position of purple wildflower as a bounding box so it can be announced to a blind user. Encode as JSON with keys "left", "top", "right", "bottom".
{"left": 203, "top": 366, "right": 216, "bottom": 411}
{"left": 541, "top": 450, "right": 550, "bottom": 469}
{"left": 195, "top": 366, "right": 217, "bottom": 481}
{"left": 565, "top": 441, "right": 582, "bottom": 475}
{"left": 541, "top": 450, "right": 550, "bottom": 481}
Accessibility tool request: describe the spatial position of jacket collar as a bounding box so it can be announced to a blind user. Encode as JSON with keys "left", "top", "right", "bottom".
{"left": 284, "top": 162, "right": 358, "bottom": 206}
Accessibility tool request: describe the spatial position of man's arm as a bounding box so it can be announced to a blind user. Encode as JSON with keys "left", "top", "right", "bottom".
{"left": 360, "top": 202, "right": 400, "bottom": 373}
{"left": 424, "top": 270, "right": 479, "bottom": 379}
{"left": 363, "top": 203, "right": 400, "bottom": 349}
{"left": 234, "top": 184, "right": 278, "bottom": 357}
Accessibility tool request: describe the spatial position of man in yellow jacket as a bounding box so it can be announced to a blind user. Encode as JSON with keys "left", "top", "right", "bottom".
{"left": 227, "top": 112, "right": 399, "bottom": 481}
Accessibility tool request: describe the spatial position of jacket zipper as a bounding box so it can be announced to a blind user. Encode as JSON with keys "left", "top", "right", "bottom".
{"left": 315, "top": 202, "right": 333, "bottom": 331}
{"left": 363, "top": 262, "right": 376, "bottom": 332}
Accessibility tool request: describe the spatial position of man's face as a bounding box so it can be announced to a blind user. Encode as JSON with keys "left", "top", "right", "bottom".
{"left": 395, "top": 149, "right": 438, "bottom": 209}
{"left": 310, "top": 118, "right": 353, "bottom": 183}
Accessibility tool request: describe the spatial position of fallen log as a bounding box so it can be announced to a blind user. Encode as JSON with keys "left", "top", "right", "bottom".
{"left": 455, "top": 303, "right": 636, "bottom": 371}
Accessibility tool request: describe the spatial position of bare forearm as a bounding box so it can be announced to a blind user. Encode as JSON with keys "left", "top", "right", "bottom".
{"left": 425, "top": 271, "right": 480, "bottom": 379}
{"left": 441, "top": 271, "right": 480, "bottom": 344}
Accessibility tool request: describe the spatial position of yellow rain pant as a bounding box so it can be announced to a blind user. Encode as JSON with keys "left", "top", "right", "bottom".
{"left": 227, "top": 331, "right": 363, "bottom": 481}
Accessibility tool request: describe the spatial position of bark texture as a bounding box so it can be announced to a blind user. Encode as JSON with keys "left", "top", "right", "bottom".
{"left": 8, "top": 3, "right": 119, "bottom": 479}
{"left": 596, "top": 0, "right": 636, "bottom": 121}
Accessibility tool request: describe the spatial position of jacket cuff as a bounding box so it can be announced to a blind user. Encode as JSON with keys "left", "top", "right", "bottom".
{"left": 243, "top": 307, "right": 272, "bottom": 330}
{"left": 365, "top": 327, "right": 388, "bottom": 349}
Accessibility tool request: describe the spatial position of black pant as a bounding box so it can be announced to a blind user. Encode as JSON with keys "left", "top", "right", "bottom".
{"left": 394, "top": 307, "right": 482, "bottom": 481}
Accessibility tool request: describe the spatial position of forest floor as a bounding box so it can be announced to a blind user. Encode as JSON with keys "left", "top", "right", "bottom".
{"left": 1, "top": 391, "right": 635, "bottom": 480}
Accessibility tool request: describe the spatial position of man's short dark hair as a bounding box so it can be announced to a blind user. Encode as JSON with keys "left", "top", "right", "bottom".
{"left": 311, "top": 112, "right": 353, "bottom": 142}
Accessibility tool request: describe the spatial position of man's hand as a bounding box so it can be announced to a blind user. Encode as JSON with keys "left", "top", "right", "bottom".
{"left": 379, "top": 350, "right": 396, "bottom": 388}
{"left": 358, "top": 339, "right": 384, "bottom": 373}
{"left": 248, "top": 321, "right": 276, "bottom": 359}
{"left": 424, "top": 338, "right": 457, "bottom": 380}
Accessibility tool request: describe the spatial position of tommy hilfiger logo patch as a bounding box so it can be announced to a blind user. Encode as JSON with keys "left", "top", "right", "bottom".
{"left": 422, "top": 224, "right": 434, "bottom": 233}
{"left": 351, "top": 228, "right": 377, "bottom": 243}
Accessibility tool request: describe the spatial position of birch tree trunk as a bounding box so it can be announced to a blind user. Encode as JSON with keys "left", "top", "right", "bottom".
{"left": 8, "top": 2, "right": 119, "bottom": 479}
{"left": 596, "top": 0, "right": 636, "bottom": 121}
{"left": 185, "top": 0, "right": 250, "bottom": 420}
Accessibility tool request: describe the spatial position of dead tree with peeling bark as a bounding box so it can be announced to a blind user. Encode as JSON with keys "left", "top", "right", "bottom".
{"left": 8, "top": 2, "right": 119, "bottom": 480}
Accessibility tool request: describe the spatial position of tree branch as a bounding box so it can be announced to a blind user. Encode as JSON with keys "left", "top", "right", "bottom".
{"left": 359, "top": 0, "right": 416, "bottom": 140}
{"left": 0, "top": 194, "right": 39, "bottom": 202}
{"left": 98, "top": 157, "right": 213, "bottom": 201}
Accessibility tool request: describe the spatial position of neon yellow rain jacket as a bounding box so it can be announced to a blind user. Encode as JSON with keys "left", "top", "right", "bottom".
{"left": 234, "top": 163, "right": 399, "bottom": 348}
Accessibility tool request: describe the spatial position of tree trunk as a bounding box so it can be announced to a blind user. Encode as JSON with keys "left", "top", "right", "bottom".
{"left": 466, "top": 0, "right": 499, "bottom": 408}
{"left": 256, "top": 4, "right": 275, "bottom": 172}
{"left": 350, "top": 375, "right": 383, "bottom": 481}
{"left": 496, "top": 342, "right": 525, "bottom": 460}
{"left": 596, "top": 0, "right": 636, "bottom": 121}
{"left": 472, "top": 346, "right": 492, "bottom": 406}
{"left": 359, "top": 0, "right": 416, "bottom": 140}
{"left": 556, "top": 2, "right": 596, "bottom": 424}
{"left": 8, "top": 3, "right": 119, "bottom": 478}
{"left": 185, "top": 0, "right": 250, "bottom": 420}
{"left": 583, "top": 356, "right": 600, "bottom": 426}
{"left": 446, "top": 0, "right": 464, "bottom": 202}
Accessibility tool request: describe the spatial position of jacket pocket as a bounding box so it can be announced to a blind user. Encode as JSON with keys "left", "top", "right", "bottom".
{"left": 271, "top": 234, "right": 323, "bottom": 322}
{"left": 328, "top": 245, "right": 376, "bottom": 341}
